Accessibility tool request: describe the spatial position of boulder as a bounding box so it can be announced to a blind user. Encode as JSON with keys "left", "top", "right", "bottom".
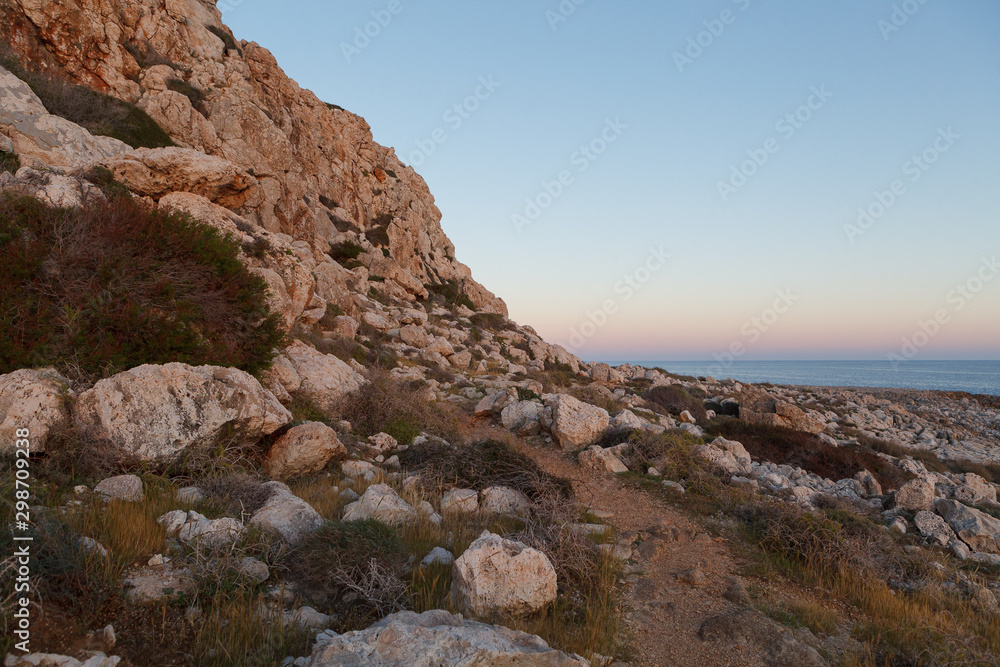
{"left": 893, "top": 478, "right": 935, "bottom": 511}
{"left": 177, "top": 512, "right": 244, "bottom": 550}
{"left": 281, "top": 340, "right": 366, "bottom": 412}
{"left": 94, "top": 475, "right": 144, "bottom": 502}
{"left": 739, "top": 389, "right": 824, "bottom": 434}
{"left": 441, "top": 488, "right": 479, "bottom": 516}
{"left": 578, "top": 445, "right": 628, "bottom": 474}
{"left": 935, "top": 499, "right": 1000, "bottom": 554}
{"left": 0, "top": 368, "right": 73, "bottom": 454}
{"left": 853, "top": 470, "right": 883, "bottom": 497}
{"left": 367, "top": 432, "right": 398, "bottom": 453}
{"left": 953, "top": 473, "right": 997, "bottom": 505}
{"left": 452, "top": 531, "right": 557, "bottom": 617}
{"left": 99, "top": 146, "right": 261, "bottom": 207}
{"left": 914, "top": 510, "right": 957, "bottom": 546}
{"left": 500, "top": 400, "right": 544, "bottom": 436}
{"left": 342, "top": 484, "right": 417, "bottom": 526}
{"left": 250, "top": 481, "right": 324, "bottom": 545}
{"left": 74, "top": 364, "right": 290, "bottom": 462}
{"left": 480, "top": 486, "right": 530, "bottom": 517}
{"left": 547, "top": 394, "right": 610, "bottom": 449}
{"left": 328, "top": 315, "right": 359, "bottom": 339}
{"left": 265, "top": 422, "right": 346, "bottom": 481}
{"left": 303, "top": 610, "right": 588, "bottom": 666}
{"left": 474, "top": 388, "right": 518, "bottom": 417}
{"left": 693, "top": 437, "right": 752, "bottom": 476}
{"left": 421, "top": 547, "right": 455, "bottom": 567}
{"left": 399, "top": 324, "right": 429, "bottom": 348}
{"left": 5, "top": 653, "right": 121, "bottom": 667}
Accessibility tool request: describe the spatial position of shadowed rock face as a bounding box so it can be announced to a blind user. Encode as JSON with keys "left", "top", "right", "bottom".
{"left": 0, "top": 0, "right": 506, "bottom": 315}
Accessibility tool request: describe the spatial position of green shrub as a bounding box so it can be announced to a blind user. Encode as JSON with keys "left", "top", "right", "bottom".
{"left": 0, "top": 193, "right": 285, "bottom": 378}
{"left": 329, "top": 241, "right": 364, "bottom": 264}
{"left": 383, "top": 417, "right": 420, "bottom": 446}
{"left": 0, "top": 150, "right": 19, "bottom": 174}
{"left": 21, "top": 71, "right": 172, "bottom": 149}
{"left": 469, "top": 312, "right": 509, "bottom": 331}
{"left": 81, "top": 165, "right": 131, "bottom": 200}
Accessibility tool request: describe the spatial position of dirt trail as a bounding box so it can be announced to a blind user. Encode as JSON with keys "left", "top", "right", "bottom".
{"left": 470, "top": 420, "right": 766, "bottom": 667}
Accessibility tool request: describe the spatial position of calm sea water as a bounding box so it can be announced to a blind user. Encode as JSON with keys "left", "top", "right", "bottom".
{"left": 608, "top": 361, "right": 1000, "bottom": 397}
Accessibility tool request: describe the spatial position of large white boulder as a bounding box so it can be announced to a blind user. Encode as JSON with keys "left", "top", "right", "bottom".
{"left": 74, "top": 364, "right": 290, "bottom": 461}
{"left": 693, "top": 437, "right": 752, "bottom": 476}
{"left": 280, "top": 340, "right": 366, "bottom": 412}
{"left": 893, "top": 478, "right": 935, "bottom": 511}
{"left": 451, "top": 530, "right": 557, "bottom": 617}
{"left": 578, "top": 445, "right": 628, "bottom": 474}
{"left": 547, "top": 394, "right": 609, "bottom": 450}
{"left": 265, "top": 421, "right": 346, "bottom": 481}
{"left": 0, "top": 368, "right": 73, "bottom": 454}
{"left": 480, "top": 486, "right": 531, "bottom": 517}
{"left": 342, "top": 483, "right": 417, "bottom": 526}
{"left": 250, "top": 481, "right": 324, "bottom": 545}
{"left": 304, "top": 610, "right": 588, "bottom": 666}
{"left": 500, "top": 400, "right": 544, "bottom": 436}
{"left": 935, "top": 499, "right": 1000, "bottom": 554}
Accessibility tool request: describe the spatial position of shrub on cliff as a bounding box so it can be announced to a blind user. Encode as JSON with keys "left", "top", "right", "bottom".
{"left": 0, "top": 193, "right": 284, "bottom": 378}
{"left": 1, "top": 40, "right": 174, "bottom": 149}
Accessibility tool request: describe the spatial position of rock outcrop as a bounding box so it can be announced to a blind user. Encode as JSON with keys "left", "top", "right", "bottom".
{"left": 264, "top": 421, "right": 346, "bottom": 481}
{"left": 451, "top": 530, "right": 557, "bottom": 617}
{"left": 0, "top": 0, "right": 506, "bottom": 314}
{"left": 74, "top": 363, "right": 290, "bottom": 461}
{"left": 304, "top": 610, "right": 589, "bottom": 666}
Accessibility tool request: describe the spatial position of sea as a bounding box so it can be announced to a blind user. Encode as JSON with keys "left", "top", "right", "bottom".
{"left": 606, "top": 360, "right": 1000, "bottom": 397}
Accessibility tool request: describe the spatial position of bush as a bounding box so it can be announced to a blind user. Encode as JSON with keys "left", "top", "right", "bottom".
{"left": 124, "top": 39, "right": 177, "bottom": 70}
{"left": 167, "top": 78, "right": 208, "bottom": 115}
{"left": 644, "top": 384, "right": 707, "bottom": 421}
{"left": 206, "top": 25, "right": 243, "bottom": 54}
{"left": 425, "top": 279, "right": 476, "bottom": 311}
{"left": 707, "top": 417, "right": 911, "bottom": 491}
{"left": 329, "top": 241, "right": 364, "bottom": 264}
{"left": 0, "top": 193, "right": 285, "bottom": 378}
{"left": 335, "top": 370, "right": 462, "bottom": 444}
{"left": 287, "top": 520, "right": 407, "bottom": 623}
{"left": 469, "top": 312, "right": 509, "bottom": 330}
{"left": 0, "top": 150, "right": 19, "bottom": 174}
{"left": 399, "top": 439, "right": 572, "bottom": 500}
{"left": 7, "top": 58, "right": 173, "bottom": 148}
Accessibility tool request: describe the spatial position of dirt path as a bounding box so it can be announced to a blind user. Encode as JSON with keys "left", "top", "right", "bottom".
{"left": 470, "top": 420, "right": 767, "bottom": 667}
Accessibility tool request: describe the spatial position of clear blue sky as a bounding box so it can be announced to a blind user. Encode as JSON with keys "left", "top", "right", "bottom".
{"left": 224, "top": 0, "right": 1000, "bottom": 362}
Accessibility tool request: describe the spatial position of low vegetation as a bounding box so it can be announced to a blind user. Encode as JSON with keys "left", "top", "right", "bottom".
{"left": 1, "top": 41, "right": 174, "bottom": 149}
{"left": 707, "top": 417, "right": 911, "bottom": 490}
{"left": 0, "top": 193, "right": 284, "bottom": 379}
{"left": 0, "top": 149, "right": 19, "bottom": 174}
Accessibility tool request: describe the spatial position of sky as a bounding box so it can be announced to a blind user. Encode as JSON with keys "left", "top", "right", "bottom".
{"left": 223, "top": 0, "right": 1000, "bottom": 363}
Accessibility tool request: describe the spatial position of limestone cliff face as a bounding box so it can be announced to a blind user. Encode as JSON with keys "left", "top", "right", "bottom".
{"left": 0, "top": 0, "right": 506, "bottom": 315}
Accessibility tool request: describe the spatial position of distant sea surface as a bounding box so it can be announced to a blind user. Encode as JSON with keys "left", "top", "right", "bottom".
{"left": 609, "top": 361, "right": 1000, "bottom": 397}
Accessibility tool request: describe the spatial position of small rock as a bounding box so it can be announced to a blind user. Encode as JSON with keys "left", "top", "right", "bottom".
{"left": 94, "top": 475, "right": 144, "bottom": 502}
{"left": 239, "top": 556, "right": 270, "bottom": 582}
{"left": 662, "top": 480, "right": 685, "bottom": 494}
{"left": 441, "top": 488, "right": 479, "bottom": 516}
{"left": 176, "top": 486, "right": 204, "bottom": 504}
{"left": 421, "top": 547, "right": 455, "bottom": 567}
{"left": 678, "top": 567, "right": 708, "bottom": 586}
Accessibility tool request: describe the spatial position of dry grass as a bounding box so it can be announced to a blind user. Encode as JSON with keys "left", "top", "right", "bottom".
{"left": 193, "top": 591, "right": 310, "bottom": 667}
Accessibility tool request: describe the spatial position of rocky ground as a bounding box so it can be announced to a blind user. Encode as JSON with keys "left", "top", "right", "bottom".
{"left": 3, "top": 1, "right": 1000, "bottom": 665}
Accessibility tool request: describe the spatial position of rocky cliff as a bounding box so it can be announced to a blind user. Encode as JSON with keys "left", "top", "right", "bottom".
{"left": 0, "top": 0, "right": 507, "bottom": 315}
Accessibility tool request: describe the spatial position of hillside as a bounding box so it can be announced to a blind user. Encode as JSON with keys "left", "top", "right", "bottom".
{"left": 3, "top": 2, "right": 1000, "bottom": 666}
